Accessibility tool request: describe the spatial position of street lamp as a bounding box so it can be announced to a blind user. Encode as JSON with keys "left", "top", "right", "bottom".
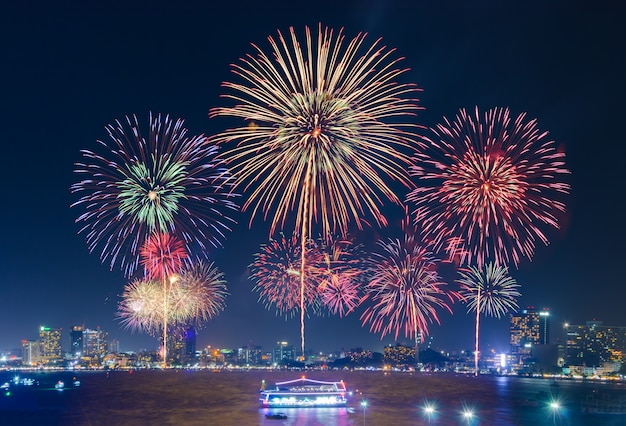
{"left": 422, "top": 401, "right": 437, "bottom": 422}
{"left": 461, "top": 405, "right": 476, "bottom": 424}
{"left": 360, "top": 399, "right": 368, "bottom": 425}
{"left": 549, "top": 399, "right": 561, "bottom": 424}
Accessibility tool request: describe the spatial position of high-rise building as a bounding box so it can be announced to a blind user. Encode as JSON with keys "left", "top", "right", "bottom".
{"left": 39, "top": 326, "right": 62, "bottom": 365}
{"left": 510, "top": 307, "right": 550, "bottom": 361}
{"left": 22, "top": 339, "right": 40, "bottom": 366}
{"left": 238, "top": 345, "right": 263, "bottom": 365}
{"left": 109, "top": 339, "right": 120, "bottom": 354}
{"left": 83, "top": 327, "right": 108, "bottom": 358}
{"left": 70, "top": 325, "right": 84, "bottom": 357}
{"left": 273, "top": 341, "right": 295, "bottom": 364}
{"left": 184, "top": 328, "right": 196, "bottom": 361}
{"left": 565, "top": 321, "right": 626, "bottom": 367}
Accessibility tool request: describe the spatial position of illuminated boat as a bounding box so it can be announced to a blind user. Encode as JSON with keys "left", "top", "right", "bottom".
{"left": 259, "top": 377, "right": 348, "bottom": 408}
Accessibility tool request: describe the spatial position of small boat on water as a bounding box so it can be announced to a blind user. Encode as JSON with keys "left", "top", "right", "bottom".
{"left": 259, "top": 377, "right": 348, "bottom": 408}
{"left": 265, "top": 413, "right": 288, "bottom": 419}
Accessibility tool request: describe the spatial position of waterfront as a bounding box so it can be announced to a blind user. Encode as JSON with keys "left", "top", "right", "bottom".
{"left": 1, "top": 370, "right": 625, "bottom": 425}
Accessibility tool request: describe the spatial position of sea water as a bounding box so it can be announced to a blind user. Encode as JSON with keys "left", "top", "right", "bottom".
{"left": 1, "top": 369, "right": 625, "bottom": 425}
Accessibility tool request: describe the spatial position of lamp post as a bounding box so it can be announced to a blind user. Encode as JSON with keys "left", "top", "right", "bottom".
{"left": 549, "top": 400, "right": 560, "bottom": 424}
{"left": 360, "top": 399, "right": 367, "bottom": 426}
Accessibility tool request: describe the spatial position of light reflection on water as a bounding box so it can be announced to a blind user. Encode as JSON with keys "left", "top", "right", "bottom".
{"left": 1, "top": 370, "right": 626, "bottom": 425}
{"left": 259, "top": 407, "right": 352, "bottom": 426}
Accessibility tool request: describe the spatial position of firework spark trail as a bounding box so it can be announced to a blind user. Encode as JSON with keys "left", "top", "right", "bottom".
{"left": 211, "top": 24, "right": 423, "bottom": 357}
{"left": 72, "top": 113, "right": 238, "bottom": 276}
{"left": 407, "top": 107, "right": 570, "bottom": 269}
{"left": 361, "top": 235, "right": 458, "bottom": 345}
{"left": 457, "top": 262, "right": 521, "bottom": 375}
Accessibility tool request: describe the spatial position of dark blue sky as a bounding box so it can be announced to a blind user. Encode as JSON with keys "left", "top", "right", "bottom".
{"left": 1, "top": 1, "right": 624, "bottom": 355}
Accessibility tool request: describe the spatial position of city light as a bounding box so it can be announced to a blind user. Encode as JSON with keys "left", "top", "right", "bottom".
{"left": 361, "top": 399, "right": 368, "bottom": 426}
{"left": 462, "top": 408, "right": 475, "bottom": 420}
{"left": 548, "top": 398, "right": 562, "bottom": 424}
{"left": 421, "top": 401, "right": 437, "bottom": 422}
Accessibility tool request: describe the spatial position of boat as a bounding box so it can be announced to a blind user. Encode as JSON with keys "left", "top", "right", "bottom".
{"left": 265, "top": 413, "right": 288, "bottom": 419}
{"left": 259, "top": 377, "right": 348, "bottom": 408}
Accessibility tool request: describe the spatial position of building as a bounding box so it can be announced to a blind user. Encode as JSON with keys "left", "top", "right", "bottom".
{"left": 70, "top": 325, "right": 84, "bottom": 357}
{"left": 22, "top": 340, "right": 40, "bottom": 366}
{"left": 384, "top": 344, "right": 416, "bottom": 366}
{"left": 109, "top": 339, "right": 120, "bottom": 354}
{"left": 510, "top": 307, "right": 550, "bottom": 368}
{"left": 565, "top": 321, "right": 626, "bottom": 368}
{"left": 273, "top": 341, "right": 295, "bottom": 364}
{"left": 83, "top": 327, "right": 108, "bottom": 359}
{"left": 39, "top": 326, "right": 62, "bottom": 365}
{"left": 184, "top": 328, "right": 196, "bottom": 361}
{"left": 238, "top": 345, "right": 263, "bottom": 365}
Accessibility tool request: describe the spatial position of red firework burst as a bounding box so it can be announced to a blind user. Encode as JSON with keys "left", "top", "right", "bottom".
{"left": 250, "top": 234, "right": 322, "bottom": 317}
{"left": 407, "top": 107, "right": 570, "bottom": 268}
{"left": 140, "top": 232, "right": 188, "bottom": 280}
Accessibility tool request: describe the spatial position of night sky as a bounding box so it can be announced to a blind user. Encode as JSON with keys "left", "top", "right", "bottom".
{"left": 1, "top": 1, "right": 624, "bottom": 355}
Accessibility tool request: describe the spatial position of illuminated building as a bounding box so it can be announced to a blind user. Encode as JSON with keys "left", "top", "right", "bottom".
{"left": 345, "top": 347, "right": 373, "bottom": 364}
{"left": 238, "top": 345, "right": 263, "bottom": 365}
{"left": 70, "top": 325, "right": 84, "bottom": 357}
{"left": 510, "top": 307, "right": 550, "bottom": 364}
{"left": 83, "top": 327, "right": 108, "bottom": 359}
{"left": 108, "top": 339, "right": 120, "bottom": 354}
{"left": 22, "top": 339, "right": 40, "bottom": 366}
{"left": 39, "top": 326, "right": 62, "bottom": 365}
{"left": 273, "top": 341, "right": 295, "bottom": 364}
{"left": 168, "top": 333, "right": 186, "bottom": 365}
{"left": 383, "top": 343, "right": 416, "bottom": 366}
{"left": 565, "top": 321, "right": 626, "bottom": 367}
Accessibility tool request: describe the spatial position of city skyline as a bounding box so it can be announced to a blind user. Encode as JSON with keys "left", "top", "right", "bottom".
{"left": 1, "top": 2, "right": 625, "bottom": 355}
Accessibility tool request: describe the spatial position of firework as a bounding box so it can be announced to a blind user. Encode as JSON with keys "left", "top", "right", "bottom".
{"left": 71, "top": 113, "right": 238, "bottom": 276}
{"left": 360, "top": 236, "right": 457, "bottom": 344}
{"left": 458, "top": 262, "right": 521, "bottom": 318}
{"left": 249, "top": 234, "right": 322, "bottom": 318}
{"left": 318, "top": 237, "right": 364, "bottom": 317}
{"left": 457, "top": 262, "right": 521, "bottom": 375}
{"left": 117, "top": 278, "right": 163, "bottom": 335}
{"left": 173, "top": 261, "right": 228, "bottom": 325}
{"left": 211, "top": 24, "right": 423, "bottom": 356}
{"left": 117, "top": 262, "right": 228, "bottom": 334}
{"left": 140, "top": 232, "right": 188, "bottom": 280}
{"left": 407, "top": 107, "right": 570, "bottom": 268}
{"left": 139, "top": 231, "right": 187, "bottom": 366}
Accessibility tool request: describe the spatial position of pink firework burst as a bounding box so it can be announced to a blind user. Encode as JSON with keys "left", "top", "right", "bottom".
{"left": 361, "top": 235, "right": 458, "bottom": 343}
{"left": 318, "top": 237, "right": 364, "bottom": 317}
{"left": 407, "top": 107, "right": 570, "bottom": 268}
